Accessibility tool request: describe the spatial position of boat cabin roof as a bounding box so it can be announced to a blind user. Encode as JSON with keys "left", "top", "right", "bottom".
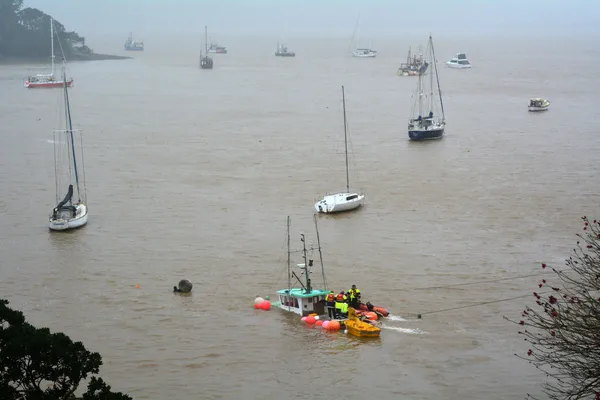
{"left": 277, "top": 287, "right": 329, "bottom": 299}
{"left": 529, "top": 97, "right": 546, "bottom": 101}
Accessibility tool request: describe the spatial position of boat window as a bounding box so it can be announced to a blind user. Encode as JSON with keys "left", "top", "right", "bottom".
{"left": 346, "top": 194, "right": 358, "bottom": 201}
{"left": 308, "top": 297, "right": 312, "bottom": 303}
{"left": 458, "top": 60, "right": 470, "bottom": 65}
{"left": 294, "top": 298, "right": 299, "bottom": 308}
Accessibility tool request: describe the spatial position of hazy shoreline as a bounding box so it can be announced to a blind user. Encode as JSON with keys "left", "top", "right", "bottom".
{"left": 0, "top": 53, "right": 132, "bottom": 65}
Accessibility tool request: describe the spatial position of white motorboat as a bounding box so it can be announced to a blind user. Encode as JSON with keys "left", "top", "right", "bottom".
{"left": 446, "top": 53, "right": 471, "bottom": 69}
{"left": 528, "top": 98, "right": 550, "bottom": 112}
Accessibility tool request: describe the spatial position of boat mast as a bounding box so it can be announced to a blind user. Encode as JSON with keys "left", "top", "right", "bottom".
{"left": 50, "top": 18, "right": 55, "bottom": 76}
{"left": 204, "top": 26, "right": 209, "bottom": 58}
{"left": 287, "top": 216, "right": 291, "bottom": 294}
{"left": 63, "top": 63, "right": 81, "bottom": 202}
{"left": 342, "top": 86, "right": 350, "bottom": 193}
{"left": 300, "top": 233, "right": 312, "bottom": 294}
{"left": 429, "top": 35, "right": 445, "bottom": 121}
{"left": 313, "top": 214, "right": 327, "bottom": 291}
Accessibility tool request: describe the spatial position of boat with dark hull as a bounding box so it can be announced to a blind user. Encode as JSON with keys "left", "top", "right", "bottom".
{"left": 200, "top": 26, "right": 213, "bottom": 70}
{"left": 407, "top": 35, "right": 446, "bottom": 141}
{"left": 275, "top": 42, "right": 295, "bottom": 57}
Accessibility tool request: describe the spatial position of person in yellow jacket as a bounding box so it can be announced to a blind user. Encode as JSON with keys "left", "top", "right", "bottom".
{"left": 347, "top": 284, "right": 361, "bottom": 308}
{"left": 334, "top": 291, "right": 347, "bottom": 318}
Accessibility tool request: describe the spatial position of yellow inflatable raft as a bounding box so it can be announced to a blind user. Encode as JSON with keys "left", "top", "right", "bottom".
{"left": 345, "top": 308, "right": 381, "bottom": 338}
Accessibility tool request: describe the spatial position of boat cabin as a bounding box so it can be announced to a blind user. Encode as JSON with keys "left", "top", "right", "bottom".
{"left": 448, "top": 53, "right": 471, "bottom": 67}
{"left": 529, "top": 98, "right": 547, "bottom": 107}
{"left": 276, "top": 287, "right": 328, "bottom": 316}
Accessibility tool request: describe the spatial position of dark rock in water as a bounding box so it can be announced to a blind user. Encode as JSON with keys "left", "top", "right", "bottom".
{"left": 174, "top": 279, "right": 193, "bottom": 293}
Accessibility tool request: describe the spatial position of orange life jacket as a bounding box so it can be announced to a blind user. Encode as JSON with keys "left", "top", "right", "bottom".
{"left": 336, "top": 293, "right": 346, "bottom": 302}
{"left": 326, "top": 293, "right": 335, "bottom": 302}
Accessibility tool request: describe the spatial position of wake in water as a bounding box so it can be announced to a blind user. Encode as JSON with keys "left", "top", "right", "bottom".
{"left": 380, "top": 314, "right": 428, "bottom": 335}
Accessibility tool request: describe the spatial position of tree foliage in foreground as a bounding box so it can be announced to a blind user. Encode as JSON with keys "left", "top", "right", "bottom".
{"left": 0, "top": 0, "right": 93, "bottom": 59}
{"left": 0, "top": 299, "right": 131, "bottom": 400}
{"left": 509, "top": 217, "right": 600, "bottom": 400}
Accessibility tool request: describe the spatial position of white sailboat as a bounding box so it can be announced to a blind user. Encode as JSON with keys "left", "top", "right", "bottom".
{"left": 24, "top": 17, "right": 73, "bottom": 89}
{"left": 49, "top": 62, "right": 88, "bottom": 231}
{"left": 350, "top": 17, "right": 376, "bottom": 58}
{"left": 315, "top": 86, "right": 365, "bottom": 214}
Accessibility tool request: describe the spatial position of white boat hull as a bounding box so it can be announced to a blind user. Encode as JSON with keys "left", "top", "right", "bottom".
{"left": 49, "top": 203, "right": 88, "bottom": 231}
{"left": 315, "top": 192, "right": 364, "bottom": 213}
{"left": 445, "top": 62, "right": 471, "bottom": 69}
{"left": 352, "top": 51, "right": 376, "bottom": 58}
{"left": 528, "top": 106, "right": 549, "bottom": 112}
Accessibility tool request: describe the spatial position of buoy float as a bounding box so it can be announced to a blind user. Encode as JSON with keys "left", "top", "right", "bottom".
{"left": 260, "top": 300, "right": 271, "bottom": 310}
{"left": 306, "top": 315, "right": 316, "bottom": 324}
{"left": 254, "top": 297, "right": 264, "bottom": 304}
{"left": 322, "top": 320, "right": 330, "bottom": 329}
{"left": 316, "top": 320, "right": 323, "bottom": 326}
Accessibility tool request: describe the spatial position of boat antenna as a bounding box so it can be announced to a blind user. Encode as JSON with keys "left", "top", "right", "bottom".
{"left": 429, "top": 34, "right": 445, "bottom": 121}
{"left": 313, "top": 214, "right": 327, "bottom": 291}
{"left": 287, "top": 216, "right": 291, "bottom": 295}
{"left": 300, "top": 233, "right": 312, "bottom": 294}
{"left": 342, "top": 85, "right": 350, "bottom": 193}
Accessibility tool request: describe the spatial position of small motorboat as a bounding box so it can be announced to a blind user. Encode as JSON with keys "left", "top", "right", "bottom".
{"left": 345, "top": 308, "right": 381, "bottom": 338}
{"left": 528, "top": 98, "right": 550, "bottom": 112}
{"left": 356, "top": 302, "right": 389, "bottom": 318}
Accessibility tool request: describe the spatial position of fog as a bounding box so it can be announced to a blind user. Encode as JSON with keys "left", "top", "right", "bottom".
{"left": 24, "top": 0, "right": 599, "bottom": 41}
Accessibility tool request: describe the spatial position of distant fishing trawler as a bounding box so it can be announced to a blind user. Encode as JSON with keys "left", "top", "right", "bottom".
{"left": 124, "top": 33, "right": 144, "bottom": 51}
{"left": 208, "top": 40, "right": 227, "bottom": 54}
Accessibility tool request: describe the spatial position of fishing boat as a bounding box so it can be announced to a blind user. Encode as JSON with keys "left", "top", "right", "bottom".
{"left": 273, "top": 215, "right": 330, "bottom": 317}
{"left": 49, "top": 62, "right": 88, "bottom": 231}
{"left": 528, "top": 98, "right": 550, "bottom": 112}
{"left": 315, "top": 86, "right": 364, "bottom": 214}
{"left": 124, "top": 32, "right": 144, "bottom": 51}
{"left": 200, "top": 26, "right": 213, "bottom": 70}
{"left": 24, "top": 18, "right": 73, "bottom": 89}
{"left": 446, "top": 53, "right": 471, "bottom": 69}
{"left": 350, "top": 17, "right": 376, "bottom": 58}
{"left": 407, "top": 35, "right": 446, "bottom": 141}
{"left": 208, "top": 41, "right": 227, "bottom": 54}
{"left": 398, "top": 46, "right": 428, "bottom": 76}
{"left": 275, "top": 42, "right": 295, "bottom": 57}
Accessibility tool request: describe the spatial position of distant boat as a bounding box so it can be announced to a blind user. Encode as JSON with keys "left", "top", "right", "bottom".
{"left": 208, "top": 39, "right": 227, "bottom": 54}
{"left": 275, "top": 42, "right": 295, "bottom": 57}
{"left": 24, "top": 17, "right": 73, "bottom": 89}
{"left": 49, "top": 61, "right": 88, "bottom": 231}
{"left": 446, "top": 53, "right": 471, "bottom": 69}
{"left": 528, "top": 98, "right": 550, "bottom": 112}
{"left": 124, "top": 32, "right": 144, "bottom": 51}
{"left": 350, "top": 17, "right": 376, "bottom": 58}
{"left": 315, "top": 86, "right": 365, "bottom": 214}
{"left": 200, "top": 26, "right": 213, "bottom": 70}
{"left": 398, "top": 46, "right": 428, "bottom": 76}
{"left": 408, "top": 35, "right": 446, "bottom": 141}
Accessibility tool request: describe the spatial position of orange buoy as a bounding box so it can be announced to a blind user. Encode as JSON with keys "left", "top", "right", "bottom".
{"left": 260, "top": 300, "right": 271, "bottom": 310}
{"left": 315, "top": 319, "right": 323, "bottom": 326}
{"left": 306, "top": 315, "right": 316, "bottom": 324}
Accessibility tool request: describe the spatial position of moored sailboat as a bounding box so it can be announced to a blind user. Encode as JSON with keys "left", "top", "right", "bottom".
{"left": 315, "top": 86, "right": 364, "bottom": 214}
{"left": 24, "top": 17, "right": 73, "bottom": 89}
{"left": 49, "top": 62, "right": 88, "bottom": 231}
{"left": 200, "top": 26, "right": 213, "bottom": 70}
{"left": 408, "top": 35, "right": 446, "bottom": 141}
{"left": 350, "top": 17, "right": 376, "bottom": 58}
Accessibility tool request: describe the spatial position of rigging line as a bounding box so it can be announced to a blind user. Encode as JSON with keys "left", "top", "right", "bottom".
{"left": 79, "top": 130, "right": 87, "bottom": 202}
{"left": 407, "top": 268, "right": 574, "bottom": 291}
{"left": 53, "top": 131, "right": 58, "bottom": 204}
{"left": 412, "top": 286, "right": 579, "bottom": 318}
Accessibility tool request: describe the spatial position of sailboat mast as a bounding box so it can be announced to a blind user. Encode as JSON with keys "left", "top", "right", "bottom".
{"left": 287, "top": 216, "right": 291, "bottom": 294}
{"left": 204, "top": 26, "right": 208, "bottom": 57}
{"left": 430, "top": 35, "right": 445, "bottom": 120}
{"left": 342, "top": 86, "right": 350, "bottom": 193}
{"left": 50, "top": 18, "right": 55, "bottom": 76}
{"left": 63, "top": 64, "right": 81, "bottom": 202}
{"left": 300, "top": 233, "right": 312, "bottom": 294}
{"left": 313, "top": 214, "right": 327, "bottom": 291}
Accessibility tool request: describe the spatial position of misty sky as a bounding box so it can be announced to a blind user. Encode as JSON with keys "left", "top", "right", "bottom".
{"left": 24, "top": 0, "right": 599, "bottom": 39}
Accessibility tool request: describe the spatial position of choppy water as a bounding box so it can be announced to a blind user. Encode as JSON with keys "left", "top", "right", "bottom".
{"left": 1, "top": 35, "right": 599, "bottom": 399}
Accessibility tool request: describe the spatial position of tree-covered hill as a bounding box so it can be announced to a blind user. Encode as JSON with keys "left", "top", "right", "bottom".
{"left": 0, "top": 0, "right": 128, "bottom": 61}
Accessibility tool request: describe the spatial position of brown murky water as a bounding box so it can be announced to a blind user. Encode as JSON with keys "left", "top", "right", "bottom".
{"left": 1, "top": 35, "right": 599, "bottom": 399}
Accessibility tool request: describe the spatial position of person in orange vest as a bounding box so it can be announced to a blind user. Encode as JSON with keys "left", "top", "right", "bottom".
{"left": 334, "top": 291, "right": 347, "bottom": 318}
{"left": 325, "top": 290, "right": 336, "bottom": 319}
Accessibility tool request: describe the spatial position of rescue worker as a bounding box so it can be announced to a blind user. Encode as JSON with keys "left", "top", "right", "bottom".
{"left": 339, "top": 297, "right": 349, "bottom": 318}
{"left": 347, "top": 284, "right": 361, "bottom": 308}
{"left": 325, "top": 290, "right": 336, "bottom": 319}
{"left": 334, "top": 291, "right": 347, "bottom": 318}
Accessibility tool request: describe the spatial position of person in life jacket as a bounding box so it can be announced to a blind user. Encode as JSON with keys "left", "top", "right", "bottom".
{"left": 325, "top": 290, "right": 336, "bottom": 319}
{"left": 347, "top": 284, "right": 361, "bottom": 308}
{"left": 334, "top": 291, "right": 347, "bottom": 318}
